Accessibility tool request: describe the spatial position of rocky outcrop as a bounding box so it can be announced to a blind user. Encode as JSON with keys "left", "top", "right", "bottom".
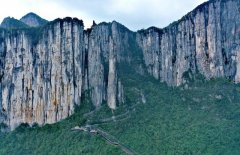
{"left": 137, "top": 0, "right": 240, "bottom": 86}
{"left": 1, "top": 0, "right": 240, "bottom": 130}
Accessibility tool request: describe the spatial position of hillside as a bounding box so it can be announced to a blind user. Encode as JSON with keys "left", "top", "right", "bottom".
{"left": 0, "top": 63, "right": 240, "bottom": 154}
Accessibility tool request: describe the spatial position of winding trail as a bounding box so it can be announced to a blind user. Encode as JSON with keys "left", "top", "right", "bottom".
{"left": 72, "top": 103, "right": 142, "bottom": 155}
{"left": 72, "top": 125, "right": 137, "bottom": 155}
{"left": 96, "top": 128, "right": 137, "bottom": 155}
{"left": 87, "top": 110, "right": 130, "bottom": 126}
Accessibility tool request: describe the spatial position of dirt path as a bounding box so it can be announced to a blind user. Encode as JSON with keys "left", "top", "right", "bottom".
{"left": 72, "top": 102, "right": 142, "bottom": 155}
{"left": 72, "top": 126, "right": 137, "bottom": 155}
{"left": 96, "top": 128, "right": 137, "bottom": 155}
{"left": 87, "top": 110, "right": 130, "bottom": 125}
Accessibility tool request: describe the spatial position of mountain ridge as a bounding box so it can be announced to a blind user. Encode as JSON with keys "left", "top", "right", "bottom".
{"left": 0, "top": 12, "right": 48, "bottom": 29}
{"left": 0, "top": 0, "right": 214, "bottom": 31}
{"left": 0, "top": 17, "right": 29, "bottom": 29}
{"left": 20, "top": 12, "right": 48, "bottom": 27}
{"left": 0, "top": 0, "right": 217, "bottom": 32}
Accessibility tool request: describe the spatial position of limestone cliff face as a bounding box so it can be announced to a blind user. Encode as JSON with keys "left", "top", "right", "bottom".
{"left": 0, "top": 18, "right": 85, "bottom": 129}
{"left": 0, "top": 19, "right": 126, "bottom": 130}
{"left": 1, "top": 0, "right": 240, "bottom": 130}
{"left": 84, "top": 21, "right": 127, "bottom": 109}
{"left": 137, "top": 0, "right": 240, "bottom": 86}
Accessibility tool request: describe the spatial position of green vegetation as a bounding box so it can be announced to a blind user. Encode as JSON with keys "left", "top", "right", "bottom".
{"left": 20, "top": 12, "right": 48, "bottom": 26}
{"left": 0, "top": 17, "right": 29, "bottom": 29}
{"left": 0, "top": 96, "right": 125, "bottom": 155}
{"left": 103, "top": 66, "right": 240, "bottom": 155}
{"left": 25, "top": 27, "right": 45, "bottom": 45}
{"left": 1, "top": 63, "right": 240, "bottom": 155}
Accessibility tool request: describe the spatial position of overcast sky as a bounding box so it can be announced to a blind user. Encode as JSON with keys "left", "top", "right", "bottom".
{"left": 0, "top": 0, "right": 208, "bottom": 30}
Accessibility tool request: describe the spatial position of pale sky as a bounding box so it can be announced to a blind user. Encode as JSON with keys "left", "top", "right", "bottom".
{"left": 0, "top": 0, "right": 208, "bottom": 30}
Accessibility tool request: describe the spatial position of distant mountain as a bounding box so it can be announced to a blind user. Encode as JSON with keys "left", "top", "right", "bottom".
{"left": 0, "top": 17, "right": 29, "bottom": 29}
{"left": 20, "top": 12, "right": 48, "bottom": 27}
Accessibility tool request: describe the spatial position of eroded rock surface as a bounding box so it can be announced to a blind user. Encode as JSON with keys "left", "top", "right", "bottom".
{"left": 137, "top": 0, "right": 240, "bottom": 86}
{"left": 0, "top": 19, "right": 127, "bottom": 130}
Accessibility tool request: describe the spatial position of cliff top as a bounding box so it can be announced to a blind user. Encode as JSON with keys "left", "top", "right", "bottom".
{"left": 0, "top": 0, "right": 234, "bottom": 33}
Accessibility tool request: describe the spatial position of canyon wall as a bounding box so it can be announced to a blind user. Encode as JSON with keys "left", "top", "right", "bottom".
{"left": 137, "top": 0, "right": 240, "bottom": 86}
{"left": 0, "top": 19, "right": 127, "bottom": 130}
{"left": 1, "top": 0, "right": 240, "bottom": 130}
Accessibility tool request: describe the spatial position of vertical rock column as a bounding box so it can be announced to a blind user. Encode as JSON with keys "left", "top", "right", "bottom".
{"left": 0, "top": 31, "right": 5, "bottom": 123}
{"left": 107, "top": 37, "right": 117, "bottom": 109}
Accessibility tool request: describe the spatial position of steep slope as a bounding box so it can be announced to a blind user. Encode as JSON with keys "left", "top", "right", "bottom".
{"left": 20, "top": 12, "right": 48, "bottom": 27}
{"left": 1, "top": 0, "right": 240, "bottom": 130}
{"left": 0, "top": 65, "right": 240, "bottom": 154}
{"left": 0, "top": 18, "right": 130, "bottom": 130}
{"left": 0, "top": 17, "right": 29, "bottom": 29}
{"left": 137, "top": 0, "right": 240, "bottom": 86}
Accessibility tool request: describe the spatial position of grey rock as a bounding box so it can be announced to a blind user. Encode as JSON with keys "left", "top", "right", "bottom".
{"left": 0, "top": 18, "right": 127, "bottom": 130}
{"left": 137, "top": 0, "right": 240, "bottom": 86}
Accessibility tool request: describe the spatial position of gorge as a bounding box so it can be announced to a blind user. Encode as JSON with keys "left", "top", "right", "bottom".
{"left": 0, "top": 0, "right": 240, "bottom": 130}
